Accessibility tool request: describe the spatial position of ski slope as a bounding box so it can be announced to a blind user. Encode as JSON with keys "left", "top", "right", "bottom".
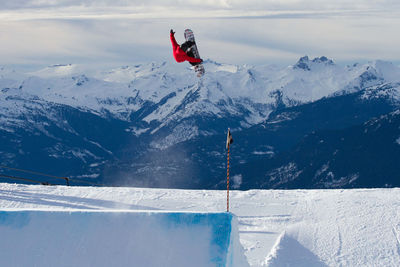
{"left": 1, "top": 183, "right": 400, "bottom": 266}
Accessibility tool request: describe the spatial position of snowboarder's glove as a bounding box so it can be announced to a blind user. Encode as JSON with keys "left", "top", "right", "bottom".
{"left": 170, "top": 29, "right": 175, "bottom": 35}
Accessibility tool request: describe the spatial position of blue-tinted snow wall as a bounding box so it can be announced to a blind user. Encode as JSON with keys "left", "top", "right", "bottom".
{"left": 0, "top": 211, "right": 248, "bottom": 267}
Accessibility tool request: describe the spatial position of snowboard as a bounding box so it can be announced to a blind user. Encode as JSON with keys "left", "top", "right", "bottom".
{"left": 184, "top": 29, "right": 205, "bottom": 77}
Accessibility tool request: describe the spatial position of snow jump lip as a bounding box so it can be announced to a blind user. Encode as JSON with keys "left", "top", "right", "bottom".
{"left": 0, "top": 210, "right": 248, "bottom": 267}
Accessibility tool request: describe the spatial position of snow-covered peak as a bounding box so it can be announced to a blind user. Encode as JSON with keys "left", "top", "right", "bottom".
{"left": 101, "top": 65, "right": 144, "bottom": 83}
{"left": 293, "top": 55, "right": 311, "bottom": 71}
{"left": 312, "top": 56, "right": 334, "bottom": 65}
{"left": 202, "top": 60, "right": 238, "bottom": 73}
{"left": 99, "top": 62, "right": 185, "bottom": 84}
{"left": 293, "top": 56, "right": 335, "bottom": 71}
{"left": 28, "top": 64, "right": 79, "bottom": 78}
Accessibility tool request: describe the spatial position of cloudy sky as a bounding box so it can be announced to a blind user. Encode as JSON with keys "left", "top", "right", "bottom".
{"left": 1, "top": 0, "right": 399, "bottom": 69}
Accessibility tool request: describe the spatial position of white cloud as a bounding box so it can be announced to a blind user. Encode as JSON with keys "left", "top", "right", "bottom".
{"left": 0, "top": 20, "right": 114, "bottom": 64}
{"left": 1, "top": 1, "right": 400, "bottom": 20}
{"left": 0, "top": 19, "right": 171, "bottom": 66}
{"left": 0, "top": 0, "right": 399, "bottom": 67}
{"left": 3, "top": 0, "right": 400, "bottom": 11}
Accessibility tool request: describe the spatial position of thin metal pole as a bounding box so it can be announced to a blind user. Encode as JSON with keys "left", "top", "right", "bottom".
{"left": 227, "top": 144, "right": 230, "bottom": 212}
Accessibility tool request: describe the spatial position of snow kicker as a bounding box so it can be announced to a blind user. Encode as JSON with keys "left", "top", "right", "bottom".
{"left": 0, "top": 210, "right": 249, "bottom": 267}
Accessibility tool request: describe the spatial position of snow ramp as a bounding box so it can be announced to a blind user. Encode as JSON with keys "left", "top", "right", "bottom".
{"left": 0, "top": 210, "right": 249, "bottom": 267}
{"left": 265, "top": 232, "right": 327, "bottom": 267}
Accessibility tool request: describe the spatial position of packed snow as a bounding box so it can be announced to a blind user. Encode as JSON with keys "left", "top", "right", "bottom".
{"left": 0, "top": 210, "right": 247, "bottom": 267}
{"left": 1, "top": 183, "right": 400, "bottom": 266}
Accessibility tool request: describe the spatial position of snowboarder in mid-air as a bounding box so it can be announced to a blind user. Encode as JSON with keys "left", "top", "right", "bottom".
{"left": 170, "top": 29, "right": 205, "bottom": 76}
{"left": 170, "top": 29, "right": 203, "bottom": 65}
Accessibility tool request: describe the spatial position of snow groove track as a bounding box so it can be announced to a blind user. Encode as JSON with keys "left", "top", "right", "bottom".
{"left": 393, "top": 225, "right": 400, "bottom": 258}
{"left": 0, "top": 210, "right": 248, "bottom": 267}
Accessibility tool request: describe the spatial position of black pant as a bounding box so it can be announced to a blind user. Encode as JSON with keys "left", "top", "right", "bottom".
{"left": 180, "top": 41, "right": 195, "bottom": 53}
{"left": 181, "top": 41, "right": 199, "bottom": 66}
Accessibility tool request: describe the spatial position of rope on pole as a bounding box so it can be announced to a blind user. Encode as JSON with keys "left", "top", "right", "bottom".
{"left": 226, "top": 128, "right": 233, "bottom": 213}
{"left": 227, "top": 144, "right": 230, "bottom": 212}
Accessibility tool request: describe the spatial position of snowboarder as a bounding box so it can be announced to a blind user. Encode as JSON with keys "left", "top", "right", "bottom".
{"left": 170, "top": 29, "right": 203, "bottom": 66}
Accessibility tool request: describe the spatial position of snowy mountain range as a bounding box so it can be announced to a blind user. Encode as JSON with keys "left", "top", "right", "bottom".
{"left": 1, "top": 56, "right": 399, "bottom": 188}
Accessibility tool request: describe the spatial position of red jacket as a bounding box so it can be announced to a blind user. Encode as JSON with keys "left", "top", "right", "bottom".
{"left": 170, "top": 33, "right": 202, "bottom": 63}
